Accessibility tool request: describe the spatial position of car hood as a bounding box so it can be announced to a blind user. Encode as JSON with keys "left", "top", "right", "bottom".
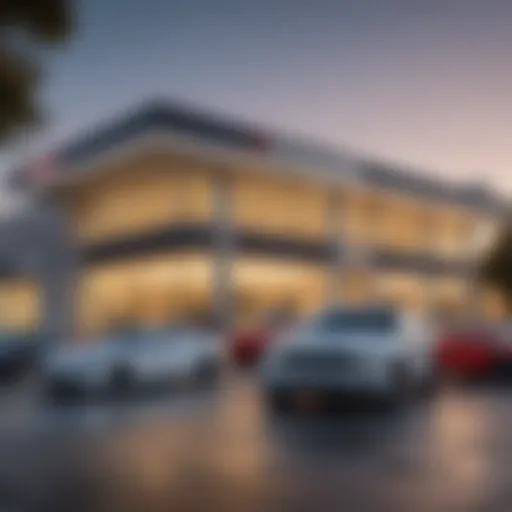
{"left": 271, "top": 328, "right": 399, "bottom": 358}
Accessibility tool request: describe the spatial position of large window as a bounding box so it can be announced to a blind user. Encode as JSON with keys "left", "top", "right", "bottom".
{"left": 430, "top": 278, "right": 469, "bottom": 321}
{"left": 340, "top": 269, "right": 377, "bottom": 306}
{"left": 340, "top": 187, "right": 493, "bottom": 261}
{"left": 233, "top": 175, "right": 327, "bottom": 239}
{"left": 233, "top": 257, "right": 327, "bottom": 325}
{"left": 342, "top": 189, "right": 432, "bottom": 253}
{"left": 342, "top": 189, "right": 380, "bottom": 247}
{"left": 71, "top": 157, "right": 213, "bottom": 243}
{"left": 374, "top": 196, "right": 432, "bottom": 253}
{"left": 428, "top": 207, "right": 478, "bottom": 259}
{"left": 77, "top": 253, "right": 213, "bottom": 337}
{"left": 481, "top": 287, "right": 507, "bottom": 320}
{"left": 0, "top": 279, "right": 41, "bottom": 332}
{"left": 373, "top": 272, "right": 428, "bottom": 312}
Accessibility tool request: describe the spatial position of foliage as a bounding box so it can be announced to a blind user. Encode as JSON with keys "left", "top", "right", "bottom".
{"left": 0, "top": 0, "right": 74, "bottom": 141}
{"left": 481, "top": 224, "right": 512, "bottom": 310}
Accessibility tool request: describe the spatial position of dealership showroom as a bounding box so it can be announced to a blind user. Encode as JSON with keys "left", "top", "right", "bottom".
{"left": 0, "top": 103, "right": 507, "bottom": 340}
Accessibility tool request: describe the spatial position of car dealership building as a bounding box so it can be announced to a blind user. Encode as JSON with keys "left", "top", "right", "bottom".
{"left": 1, "top": 101, "right": 508, "bottom": 340}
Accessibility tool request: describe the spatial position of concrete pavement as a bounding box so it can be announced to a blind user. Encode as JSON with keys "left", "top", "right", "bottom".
{"left": 0, "top": 373, "right": 511, "bottom": 511}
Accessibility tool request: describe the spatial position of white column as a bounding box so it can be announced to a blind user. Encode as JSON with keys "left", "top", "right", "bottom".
{"left": 423, "top": 210, "right": 440, "bottom": 318}
{"left": 42, "top": 204, "right": 80, "bottom": 344}
{"left": 325, "top": 192, "right": 343, "bottom": 307}
{"left": 346, "top": 198, "right": 376, "bottom": 306}
{"left": 212, "top": 172, "right": 236, "bottom": 334}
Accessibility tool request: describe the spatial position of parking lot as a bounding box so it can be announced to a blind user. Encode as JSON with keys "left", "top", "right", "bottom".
{"left": 0, "top": 372, "right": 511, "bottom": 511}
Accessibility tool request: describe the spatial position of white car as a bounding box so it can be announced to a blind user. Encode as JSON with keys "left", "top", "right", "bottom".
{"left": 261, "top": 307, "right": 437, "bottom": 410}
{"left": 43, "top": 327, "right": 221, "bottom": 398}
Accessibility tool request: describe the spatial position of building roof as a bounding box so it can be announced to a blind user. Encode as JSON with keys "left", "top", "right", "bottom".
{"left": 10, "top": 100, "right": 507, "bottom": 214}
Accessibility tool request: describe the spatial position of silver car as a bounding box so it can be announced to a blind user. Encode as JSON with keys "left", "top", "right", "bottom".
{"left": 261, "top": 307, "right": 437, "bottom": 410}
{"left": 43, "top": 327, "right": 221, "bottom": 399}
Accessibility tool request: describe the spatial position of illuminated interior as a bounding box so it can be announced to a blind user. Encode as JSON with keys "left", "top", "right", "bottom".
{"left": 58, "top": 151, "right": 500, "bottom": 333}
{"left": 372, "top": 196, "right": 432, "bottom": 253}
{"left": 373, "top": 272, "right": 428, "bottom": 312}
{"left": 0, "top": 279, "right": 41, "bottom": 332}
{"left": 341, "top": 189, "right": 380, "bottom": 246}
{"left": 233, "top": 257, "right": 327, "bottom": 326}
{"left": 66, "top": 152, "right": 496, "bottom": 267}
{"left": 69, "top": 156, "right": 213, "bottom": 243}
{"left": 77, "top": 253, "right": 213, "bottom": 337}
{"left": 77, "top": 253, "right": 329, "bottom": 335}
{"left": 340, "top": 269, "right": 377, "bottom": 305}
{"left": 430, "top": 207, "right": 476, "bottom": 259}
{"left": 233, "top": 174, "right": 327, "bottom": 239}
{"left": 430, "top": 278, "right": 469, "bottom": 321}
{"left": 482, "top": 287, "right": 507, "bottom": 320}
{"left": 340, "top": 187, "right": 482, "bottom": 259}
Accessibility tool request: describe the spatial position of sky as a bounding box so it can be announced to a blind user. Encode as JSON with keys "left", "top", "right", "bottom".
{"left": 2, "top": 0, "right": 512, "bottom": 206}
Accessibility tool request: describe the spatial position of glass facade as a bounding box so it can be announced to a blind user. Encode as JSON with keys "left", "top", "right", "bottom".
{"left": 233, "top": 174, "right": 327, "bottom": 239}
{"left": 373, "top": 272, "right": 429, "bottom": 312}
{"left": 429, "top": 278, "right": 470, "bottom": 321}
{"left": 482, "top": 287, "right": 508, "bottom": 320}
{"left": 0, "top": 279, "right": 41, "bottom": 333}
{"left": 53, "top": 151, "right": 503, "bottom": 334}
{"left": 340, "top": 187, "right": 481, "bottom": 260}
{"left": 70, "top": 157, "right": 213, "bottom": 243}
{"left": 340, "top": 269, "right": 377, "bottom": 306}
{"left": 233, "top": 257, "right": 327, "bottom": 326}
{"left": 76, "top": 253, "right": 213, "bottom": 337}
{"left": 431, "top": 208, "right": 476, "bottom": 259}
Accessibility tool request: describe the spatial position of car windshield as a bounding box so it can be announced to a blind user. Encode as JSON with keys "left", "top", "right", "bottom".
{"left": 316, "top": 309, "right": 396, "bottom": 334}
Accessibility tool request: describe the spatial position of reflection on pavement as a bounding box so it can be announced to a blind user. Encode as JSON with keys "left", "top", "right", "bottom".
{"left": 0, "top": 376, "right": 512, "bottom": 510}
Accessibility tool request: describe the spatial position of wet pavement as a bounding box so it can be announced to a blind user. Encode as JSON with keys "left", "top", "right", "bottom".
{"left": 1, "top": 374, "right": 512, "bottom": 511}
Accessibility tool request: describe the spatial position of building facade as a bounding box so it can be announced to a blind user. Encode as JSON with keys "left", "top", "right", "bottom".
{"left": 5, "top": 101, "right": 509, "bottom": 339}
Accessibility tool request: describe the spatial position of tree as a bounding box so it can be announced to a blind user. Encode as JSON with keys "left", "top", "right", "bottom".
{"left": 0, "top": 0, "right": 74, "bottom": 141}
{"left": 481, "top": 224, "right": 512, "bottom": 312}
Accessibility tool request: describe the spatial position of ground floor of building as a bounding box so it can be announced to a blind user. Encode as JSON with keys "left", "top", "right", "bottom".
{"left": 0, "top": 249, "right": 507, "bottom": 339}
{"left": 3, "top": 123, "right": 507, "bottom": 339}
{"left": 73, "top": 250, "right": 505, "bottom": 337}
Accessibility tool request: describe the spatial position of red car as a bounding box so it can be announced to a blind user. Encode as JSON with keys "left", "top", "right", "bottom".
{"left": 436, "top": 326, "right": 510, "bottom": 380}
{"left": 230, "top": 313, "right": 294, "bottom": 367}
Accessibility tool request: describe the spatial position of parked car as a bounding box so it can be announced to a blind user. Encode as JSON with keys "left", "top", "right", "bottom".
{"left": 436, "top": 324, "right": 512, "bottom": 380}
{"left": 260, "top": 307, "right": 437, "bottom": 411}
{"left": 43, "top": 326, "right": 221, "bottom": 399}
{"left": 230, "top": 312, "right": 296, "bottom": 367}
{"left": 0, "top": 331, "right": 40, "bottom": 378}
